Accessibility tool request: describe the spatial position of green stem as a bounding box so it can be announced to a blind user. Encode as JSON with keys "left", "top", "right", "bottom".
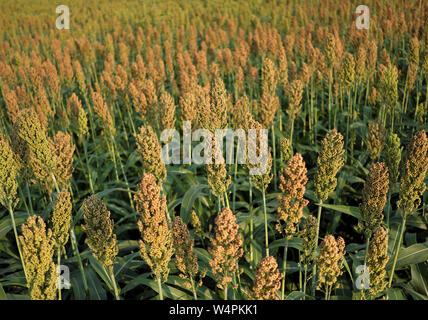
{"left": 303, "top": 264, "right": 307, "bottom": 300}
{"left": 262, "top": 188, "right": 269, "bottom": 257}
{"left": 25, "top": 182, "right": 34, "bottom": 216}
{"left": 232, "top": 139, "right": 239, "bottom": 212}
{"left": 57, "top": 247, "right": 61, "bottom": 300}
{"left": 312, "top": 201, "right": 323, "bottom": 295}
{"left": 83, "top": 139, "right": 94, "bottom": 193}
{"left": 8, "top": 202, "right": 28, "bottom": 281}
{"left": 18, "top": 184, "right": 30, "bottom": 217}
{"left": 281, "top": 239, "right": 288, "bottom": 300}
{"left": 107, "top": 139, "right": 120, "bottom": 182}
{"left": 386, "top": 190, "right": 392, "bottom": 229}
{"left": 249, "top": 180, "right": 254, "bottom": 267}
{"left": 224, "top": 192, "right": 230, "bottom": 209}
{"left": 70, "top": 228, "right": 89, "bottom": 296}
{"left": 388, "top": 213, "right": 407, "bottom": 287}
{"left": 190, "top": 277, "right": 198, "bottom": 300}
{"left": 111, "top": 136, "right": 135, "bottom": 210}
{"left": 110, "top": 268, "right": 120, "bottom": 300}
{"left": 272, "top": 125, "right": 277, "bottom": 188}
{"left": 157, "top": 278, "right": 164, "bottom": 300}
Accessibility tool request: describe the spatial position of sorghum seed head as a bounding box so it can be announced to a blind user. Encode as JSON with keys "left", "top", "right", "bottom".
{"left": 134, "top": 173, "right": 173, "bottom": 282}
{"left": 82, "top": 195, "right": 118, "bottom": 271}
{"left": 172, "top": 216, "right": 198, "bottom": 281}
{"left": 397, "top": 130, "right": 428, "bottom": 216}
{"left": 51, "top": 131, "right": 75, "bottom": 189}
{"left": 209, "top": 208, "right": 243, "bottom": 290}
{"left": 276, "top": 153, "right": 309, "bottom": 238}
{"left": 299, "top": 215, "right": 318, "bottom": 265}
{"left": 383, "top": 132, "right": 402, "bottom": 186}
{"left": 135, "top": 124, "right": 167, "bottom": 185}
{"left": 317, "top": 235, "right": 346, "bottom": 289}
{"left": 51, "top": 189, "right": 72, "bottom": 248}
{"left": 367, "top": 227, "right": 389, "bottom": 297}
{"left": 358, "top": 162, "right": 389, "bottom": 239}
{"left": 250, "top": 256, "right": 282, "bottom": 300}
{"left": 15, "top": 108, "right": 56, "bottom": 189}
{"left": 0, "top": 134, "right": 20, "bottom": 208}
{"left": 367, "top": 122, "right": 385, "bottom": 161}
{"left": 19, "top": 215, "right": 56, "bottom": 300}
{"left": 314, "top": 129, "right": 345, "bottom": 202}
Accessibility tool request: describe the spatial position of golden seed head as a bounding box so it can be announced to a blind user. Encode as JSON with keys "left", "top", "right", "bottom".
{"left": 231, "top": 95, "right": 253, "bottom": 130}
{"left": 251, "top": 256, "right": 282, "bottom": 300}
{"left": 367, "top": 122, "right": 385, "bottom": 161}
{"left": 158, "top": 90, "right": 176, "bottom": 131}
{"left": 15, "top": 108, "right": 56, "bottom": 188}
{"left": 2, "top": 85, "right": 20, "bottom": 123}
{"left": 261, "top": 57, "right": 277, "bottom": 95}
{"left": 325, "top": 33, "right": 337, "bottom": 67}
{"left": 172, "top": 216, "right": 198, "bottom": 281}
{"left": 259, "top": 91, "right": 280, "bottom": 128}
{"left": 82, "top": 195, "right": 118, "bottom": 271}
{"left": 207, "top": 77, "right": 229, "bottom": 131}
{"left": 287, "top": 79, "right": 304, "bottom": 119}
{"left": 135, "top": 124, "right": 166, "bottom": 185}
{"left": 339, "top": 53, "right": 355, "bottom": 89}
{"left": 279, "top": 137, "right": 293, "bottom": 170}
{"left": 276, "top": 153, "right": 309, "bottom": 238}
{"left": 129, "top": 80, "right": 148, "bottom": 118}
{"left": 180, "top": 86, "right": 198, "bottom": 126}
{"left": 10, "top": 123, "right": 31, "bottom": 180}
{"left": 314, "top": 129, "right": 345, "bottom": 202}
{"left": 408, "top": 37, "right": 420, "bottom": 65}
{"left": 278, "top": 45, "right": 289, "bottom": 91}
{"left": 398, "top": 130, "right": 428, "bottom": 216}
{"left": 90, "top": 87, "right": 115, "bottom": 136}
{"left": 358, "top": 162, "right": 389, "bottom": 239}
{"left": 51, "top": 131, "right": 75, "bottom": 189}
{"left": 383, "top": 132, "right": 402, "bottom": 185}
{"left": 299, "top": 215, "right": 318, "bottom": 265}
{"left": 209, "top": 208, "right": 243, "bottom": 290}
{"left": 0, "top": 134, "right": 20, "bottom": 208}
{"left": 367, "top": 227, "right": 389, "bottom": 297}
{"left": 355, "top": 45, "right": 367, "bottom": 81}
{"left": 378, "top": 64, "right": 398, "bottom": 109}
{"left": 67, "top": 93, "right": 88, "bottom": 139}
{"left": 317, "top": 235, "right": 346, "bottom": 289}
{"left": 51, "top": 189, "right": 72, "bottom": 248}
{"left": 134, "top": 173, "right": 173, "bottom": 282}
{"left": 246, "top": 120, "right": 273, "bottom": 192}
{"left": 77, "top": 107, "right": 89, "bottom": 139}
{"left": 19, "top": 215, "right": 56, "bottom": 300}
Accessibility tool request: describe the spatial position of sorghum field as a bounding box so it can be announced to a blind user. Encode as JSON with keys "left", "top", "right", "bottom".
{"left": 0, "top": 0, "right": 427, "bottom": 301}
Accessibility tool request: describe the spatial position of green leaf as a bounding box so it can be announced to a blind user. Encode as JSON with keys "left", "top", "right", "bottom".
{"left": 0, "top": 212, "right": 27, "bottom": 238}
{"left": 122, "top": 273, "right": 152, "bottom": 293}
{"left": 0, "top": 282, "right": 7, "bottom": 300}
{"left": 286, "top": 291, "right": 306, "bottom": 300}
{"left": 385, "top": 288, "right": 407, "bottom": 300}
{"left": 86, "top": 268, "right": 107, "bottom": 300}
{"left": 88, "top": 255, "right": 114, "bottom": 291}
{"left": 399, "top": 283, "right": 428, "bottom": 300}
{"left": 318, "top": 203, "right": 361, "bottom": 220}
{"left": 180, "top": 184, "right": 208, "bottom": 223}
{"left": 387, "top": 242, "right": 428, "bottom": 270}
{"left": 268, "top": 238, "right": 303, "bottom": 251}
{"left": 410, "top": 263, "right": 428, "bottom": 296}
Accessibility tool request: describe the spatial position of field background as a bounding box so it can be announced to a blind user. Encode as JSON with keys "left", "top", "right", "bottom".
{"left": 0, "top": 0, "right": 427, "bottom": 300}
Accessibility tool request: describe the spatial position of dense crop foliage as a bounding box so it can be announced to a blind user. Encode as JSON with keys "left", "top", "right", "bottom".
{"left": 0, "top": 0, "right": 427, "bottom": 300}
